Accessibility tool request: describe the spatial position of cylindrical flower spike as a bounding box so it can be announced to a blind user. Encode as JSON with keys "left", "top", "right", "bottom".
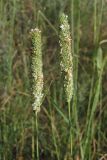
{"left": 30, "top": 28, "right": 43, "bottom": 113}
{"left": 59, "top": 13, "right": 73, "bottom": 103}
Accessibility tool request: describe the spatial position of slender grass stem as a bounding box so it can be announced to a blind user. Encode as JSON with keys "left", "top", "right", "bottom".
{"left": 35, "top": 112, "right": 39, "bottom": 160}
{"left": 94, "top": 0, "right": 97, "bottom": 45}
{"left": 68, "top": 100, "right": 72, "bottom": 156}
{"left": 3, "top": 110, "right": 7, "bottom": 160}
{"left": 32, "top": 116, "right": 35, "bottom": 160}
{"left": 32, "top": 112, "right": 39, "bottom": 160}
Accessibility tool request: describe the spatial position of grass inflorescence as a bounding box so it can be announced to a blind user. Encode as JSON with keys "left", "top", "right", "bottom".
{"left": 59, "top": 13, "right": 73, "bottom": 103}
{"left": 31, "top": 28, "right": 43, "bottom": 113}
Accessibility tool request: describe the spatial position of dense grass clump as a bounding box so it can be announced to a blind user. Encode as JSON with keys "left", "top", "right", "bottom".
{"left": 0, "top": 0, "right": 107, "bottom": 160}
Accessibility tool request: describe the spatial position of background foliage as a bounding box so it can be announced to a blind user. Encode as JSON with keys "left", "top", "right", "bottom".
{"left": 0, "top": 0, "right": 107, "bottom": 159}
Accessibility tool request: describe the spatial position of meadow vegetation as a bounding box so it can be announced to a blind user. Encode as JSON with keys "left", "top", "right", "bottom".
{"left": 0, "top": 0, "right": 107, "bottom": 159}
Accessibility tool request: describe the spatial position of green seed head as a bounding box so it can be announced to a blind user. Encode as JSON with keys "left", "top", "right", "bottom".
{"left": 59, "top": 13, "right": 73, "bottom": 102}
{"left": 30, "top": 28, "right": 43, "bottom": 113}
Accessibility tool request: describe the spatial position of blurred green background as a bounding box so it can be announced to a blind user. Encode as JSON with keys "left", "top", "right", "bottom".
{"left": 0, "top": 0, "right": 107, "bottom": 159}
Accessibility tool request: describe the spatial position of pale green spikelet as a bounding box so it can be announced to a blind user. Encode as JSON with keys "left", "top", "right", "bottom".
{"left": 30, "top": 28, "right": 43, "bottom": 113}
{"left": 59, "top": 13, "right": 73, "bottom": 103}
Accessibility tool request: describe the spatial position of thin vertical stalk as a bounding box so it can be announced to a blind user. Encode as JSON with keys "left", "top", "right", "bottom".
{"left": 32, "top": 112, "right": 39, "bottom": 160}
{"left": 68, "top": 101, "right": 73, "bottom": 156}
{"left": 35, "top": 112, "right": 39, "bottom": 160}
{"left": 3, "top": 110, "right": 7, "bottom": 160}
{"left": 94, "top": 0, "right": 97, "bottom": 45}
{"left": 97, "top": 0, "right": 104, "bottom": 42}
{"left": 71, "top": 0, "right": 74, "bottom": 56}
{"left": 32, "top": 116, "right": 35, "bottom": 160}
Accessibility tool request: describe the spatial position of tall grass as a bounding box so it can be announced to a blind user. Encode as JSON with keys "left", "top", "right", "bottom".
{"left": 0, "top": 0, "right": 107, "bottom": 160}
